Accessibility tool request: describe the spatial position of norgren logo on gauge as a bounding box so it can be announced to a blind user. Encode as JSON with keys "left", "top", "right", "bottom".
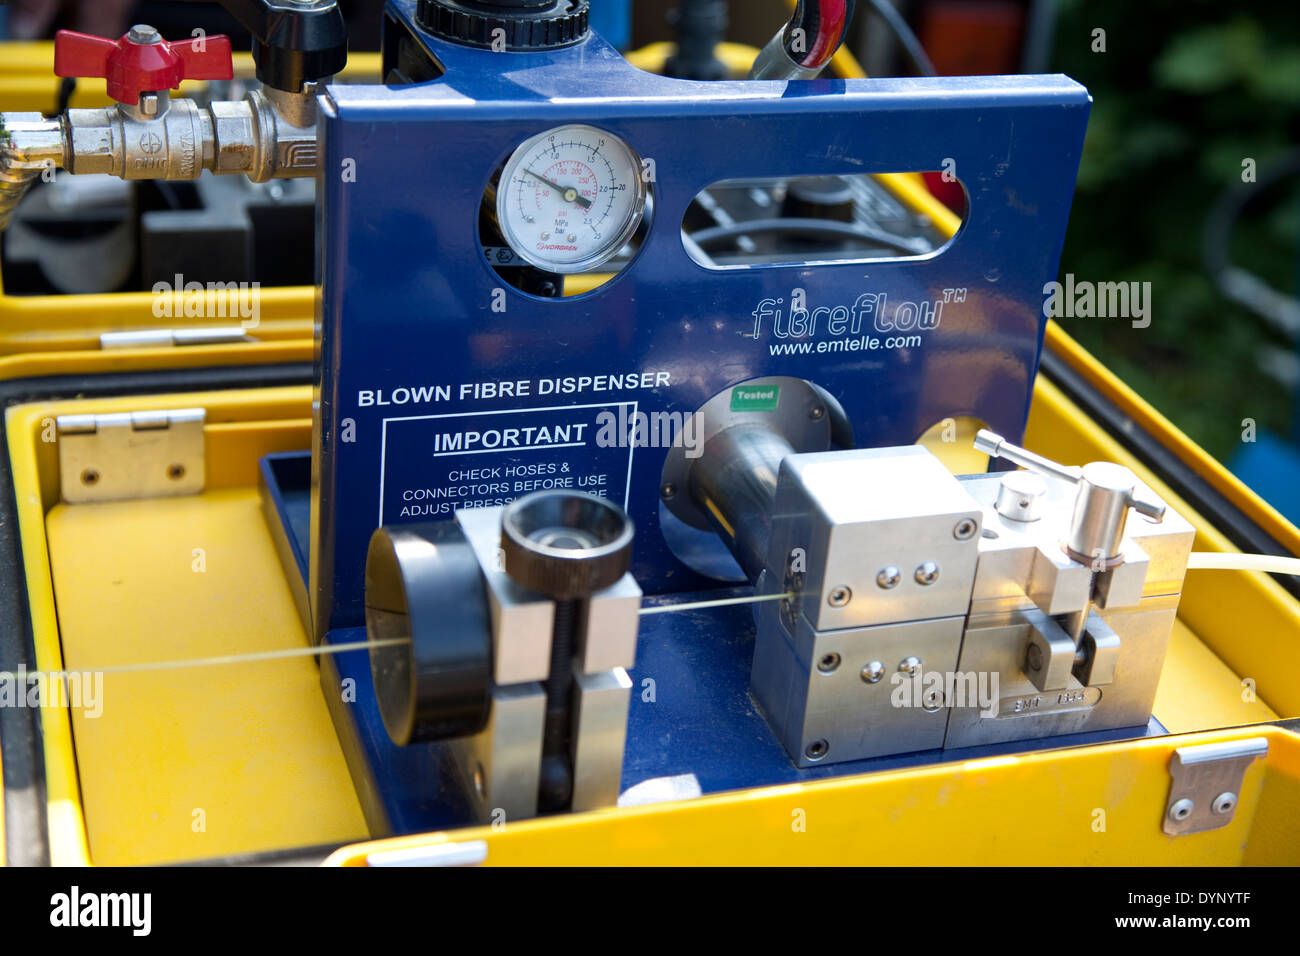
{"left": 749, "top": 289, "right": 958, "bottom": 340}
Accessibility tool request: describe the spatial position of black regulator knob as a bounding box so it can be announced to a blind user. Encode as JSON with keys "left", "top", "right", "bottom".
{"left": 365, "top": 522, "right": 492, "bottom": 746}
{"left": 416, "top": 0, "right": 590, "bottom": 51}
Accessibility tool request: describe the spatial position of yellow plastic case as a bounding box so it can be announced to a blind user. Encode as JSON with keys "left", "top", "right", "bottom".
{"left": 2, "top": 336, "right": 1297, "bottom": 865}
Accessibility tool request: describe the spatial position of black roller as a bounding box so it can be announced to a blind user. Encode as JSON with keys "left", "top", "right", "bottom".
{"left": 365, "top": 522, "right": 492, "bottom": 746}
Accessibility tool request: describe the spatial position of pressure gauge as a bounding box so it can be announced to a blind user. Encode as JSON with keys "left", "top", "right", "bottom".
{"left": 495, "top": 124, "right": 648, "bottom": 275}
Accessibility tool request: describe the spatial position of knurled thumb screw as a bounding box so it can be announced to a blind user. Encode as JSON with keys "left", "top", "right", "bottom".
{"left": 499, "top": 490, "right": 635, "bottom": 812}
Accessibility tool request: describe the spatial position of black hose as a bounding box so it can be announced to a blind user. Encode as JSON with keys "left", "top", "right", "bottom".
{"left": 666, "top": 0, "right": 729, "bottom": 81}
{"left": 866, "top": 0, "right": 936, "bottom": 76}
{"left": 1201, "top": 149, "right": 1300, "bottom": 338}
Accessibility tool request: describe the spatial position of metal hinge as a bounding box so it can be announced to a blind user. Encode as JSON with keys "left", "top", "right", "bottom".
{"left": 1164, "top": 737, "right": 1268, "bottom": 836}
{"left": 100, "top": 328, "right": 251, "bottom": 349}
{"left": 363, "top": 841, "right": 488, "bottom": 867}
{"left": 57, "top": 408, "right": 206, "bottom": 504}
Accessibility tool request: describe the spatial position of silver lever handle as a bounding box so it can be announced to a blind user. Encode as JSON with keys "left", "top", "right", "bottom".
{"left": 974, "top": 429, "right": 1082, "bottom": 485}
{"left": 975, "top": 430, "right": 1165, "bottom": 568}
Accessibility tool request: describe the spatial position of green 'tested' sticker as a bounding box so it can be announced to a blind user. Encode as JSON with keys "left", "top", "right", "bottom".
{"left": 729, "top": 384, "right": 781, "bottom": 412}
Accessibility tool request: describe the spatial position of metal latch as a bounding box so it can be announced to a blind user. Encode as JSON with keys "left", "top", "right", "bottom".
{"left": 57, "top": 408, "right": 206, "bottom": 504}
{"left": 100, "top": 328, "right": 251, "bottom": 350}
{"left": 1164, "top": 737, "right": 1268, "bottom": 836}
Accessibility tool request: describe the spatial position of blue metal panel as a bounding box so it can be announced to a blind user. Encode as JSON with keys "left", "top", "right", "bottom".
{"left": 312, "top": 0, "right": 1091, "bottom": 637}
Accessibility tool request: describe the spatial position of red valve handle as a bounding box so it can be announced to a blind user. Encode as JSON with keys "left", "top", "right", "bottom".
{"left": 54, "top": 28, "right": 234, "bottom": 106}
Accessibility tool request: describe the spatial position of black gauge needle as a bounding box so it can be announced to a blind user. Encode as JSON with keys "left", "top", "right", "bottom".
{"left": 522, "top": 169, "right": 593, "bottom": 210}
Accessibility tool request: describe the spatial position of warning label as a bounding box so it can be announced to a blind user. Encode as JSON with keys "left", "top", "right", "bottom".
{"left": 378, "top": 401, "right": 637, "bottom": 524}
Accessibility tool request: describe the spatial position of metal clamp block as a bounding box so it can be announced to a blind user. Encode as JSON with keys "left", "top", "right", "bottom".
{"left": 1027, "top": 545, "right": 1092, "bottom": 617}
{"left": 448, "top": 683, "right": 546, "bottom": 825}
{"left": 570, "top": 668, "right": 634, "bottom": 812}
{"left": 1092, "top": 539, "right": 1150, "bottom": 610}
{"left": 456, "top": 506, "right": 554, "bottom": 685}
{"left": 1073, "top": 612, "right": 1121, "bottom": 686}
{"left": 578, "top": 578, "right": 641, "bottom": 674}
{"left": 1022, "top": 608, "right": 1076, "bottom": 693}
{"left": 1164, "top": 738, "right": 1268, "bottom": 836}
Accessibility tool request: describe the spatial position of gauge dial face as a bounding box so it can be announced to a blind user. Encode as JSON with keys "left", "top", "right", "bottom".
{"left": 496, "top": 125, "right": 648, "bottom": 275}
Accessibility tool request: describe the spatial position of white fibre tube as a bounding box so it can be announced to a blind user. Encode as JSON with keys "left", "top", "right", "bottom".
{"left": 1187, "top": 552, "right": 1300, "bottom": 576}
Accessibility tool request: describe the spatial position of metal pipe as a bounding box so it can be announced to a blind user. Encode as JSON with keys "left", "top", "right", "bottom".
{"left": 0, "top": 113, "right": 65, "bottom": 231}
{"left": 0, "top": 85, "right": 319, "bottom": 231}
{"left": 688, "top": 424, "right": 795, "bottom": 582}
{"left": 62, "top": 90, "right": 317, "bottom": 183}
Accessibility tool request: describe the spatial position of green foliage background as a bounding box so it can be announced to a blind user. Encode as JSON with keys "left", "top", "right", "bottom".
{"left": 1048, "top": 0, "right": 1300, "bottom": 461}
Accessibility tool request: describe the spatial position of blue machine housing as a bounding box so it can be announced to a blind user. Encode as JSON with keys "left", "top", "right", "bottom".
{"left": 311, "top": 0, "right": 1092, "bottom": 640}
